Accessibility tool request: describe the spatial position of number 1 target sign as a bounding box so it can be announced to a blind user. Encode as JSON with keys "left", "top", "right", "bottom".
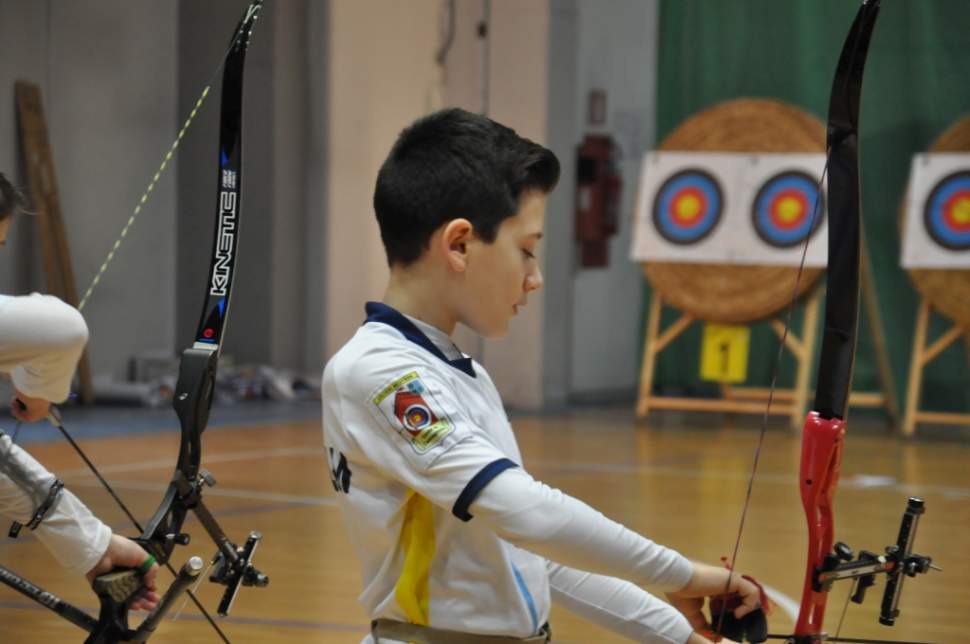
{"left": 700, "top": 323, "right": 750, "bottom": 383}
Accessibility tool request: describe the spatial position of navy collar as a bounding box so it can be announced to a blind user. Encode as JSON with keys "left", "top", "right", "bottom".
{"left": 364, "top": 301, "right": 476, "bottom": 378}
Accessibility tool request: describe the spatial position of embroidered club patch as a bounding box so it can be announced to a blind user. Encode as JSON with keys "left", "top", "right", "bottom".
{"left": 371, "top": 371, "right": 453, "bottom": 453}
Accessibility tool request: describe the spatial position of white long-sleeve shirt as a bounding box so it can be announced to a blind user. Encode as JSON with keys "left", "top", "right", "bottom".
{"left": 326, "top": 302, "right": 694, "bottom": 643}
{"left": 0, "top": 293, "right": 111, "bottom": 575}
{"left": 1, "top": 292, "right": 89, "bottom": 401}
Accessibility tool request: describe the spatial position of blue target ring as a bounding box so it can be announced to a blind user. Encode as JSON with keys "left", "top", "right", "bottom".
{"left": 751, "top": 171, "right": 824, "bottom": 248}
{"left": 651, "top": 169, "right": 723, "bottom": 245}
{"left": 923, "top": 171, "right": 970, "bottom": 251}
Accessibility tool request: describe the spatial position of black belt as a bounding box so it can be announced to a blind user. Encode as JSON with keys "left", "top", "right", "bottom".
{"left": 371, "top": 619, "right": 552, "bottom": 644}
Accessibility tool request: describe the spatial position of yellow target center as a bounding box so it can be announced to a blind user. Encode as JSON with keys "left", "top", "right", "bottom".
{"left": 675, "top": 195, "right": 701, "bottom": 220}
{"left": 953, "top": 197, "right": 970, "bottom": 224}
{"left": 776, "top": 197, "right": 803, "bottom": 223}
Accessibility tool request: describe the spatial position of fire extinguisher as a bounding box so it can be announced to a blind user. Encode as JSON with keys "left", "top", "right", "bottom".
{"left": 575, "top": 134, "right": 622, "bottom": 268}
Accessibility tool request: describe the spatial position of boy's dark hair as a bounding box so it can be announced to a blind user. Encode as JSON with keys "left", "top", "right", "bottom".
{"left": 374, "top": 108, "right": 560, "bottom": 266}
{"left": 0, "top": 173, "right": 25, "bottom": 222}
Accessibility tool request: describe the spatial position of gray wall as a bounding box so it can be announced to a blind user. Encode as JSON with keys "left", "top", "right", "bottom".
{"left": 0, "top": 0, "right": 178, "bottom": 380}
{"left": 1, "top": 0, "right": 326, "bottom": 380}
{"left": 320, "top": 0, "right": 658, "bottom": 409}
{"left": 569, "top": 0, "right": 660, "bottom": 401}
{"left": 0, "top": 1, "right": 47, "bottom": 294}
{"left": 178, "top": 0, "right": 273, "bottom": 367}
{"left": 176, "top": 0, "right": 325, "bottom": 374}
{"left": 433, "top": 0, "right": 562, "bottom": 409}
{"left": 1, "top": 0, "right": 659, "bottom": 403}
{"left": 543, "top": 0, "right": 579, "bottom": 409}
{"left": 322, "top": 0, "right": 441, "bottom": 360}
{"left": 434, "top": 0, "right": 658, "bottom": 407}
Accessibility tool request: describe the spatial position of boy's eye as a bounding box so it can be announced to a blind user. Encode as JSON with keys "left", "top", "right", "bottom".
{"left": 522, "top": 249, "right": 536, "bottom": 259}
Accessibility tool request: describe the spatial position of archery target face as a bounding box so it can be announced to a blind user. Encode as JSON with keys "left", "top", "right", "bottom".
{"left": 632, "top": 151, "right": 828, "bottom": 267}
{"left": 751, "top": 171, "right": 825, "bottom": 248}
{"left": 651, "top": 169, "right": 724, "bottom": 244}
{"left": 923, "top": 171, "right": 970, "bottom": 251}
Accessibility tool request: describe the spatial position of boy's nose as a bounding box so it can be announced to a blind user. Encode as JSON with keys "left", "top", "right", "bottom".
{"left": 525, "top": 268, "right": 543, "bottom": 292}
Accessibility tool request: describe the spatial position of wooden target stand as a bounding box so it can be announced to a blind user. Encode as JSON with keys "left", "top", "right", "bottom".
{"left": 900, "top": 116, "right": 970, "bottom": 436}
{"left": 636, "top": 246, "right": 897, "bottom": 428}
{"left": 635, "top": 99, "right": 896, "bottom": 428}
{"left": 636, "top": 286, "right": 822, "bottom": 427}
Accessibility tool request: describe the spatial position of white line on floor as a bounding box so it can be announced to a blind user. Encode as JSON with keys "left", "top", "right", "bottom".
{"left": 59, "top": 445, "right": 328, "bottom": 477}
{"left": 67, "top": 478, "right": 337, "bottom": 507}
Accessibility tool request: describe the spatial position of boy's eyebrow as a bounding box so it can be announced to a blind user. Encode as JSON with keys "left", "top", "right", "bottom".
{"left": 524, "top": 232, "right": 543, "bottom": 240}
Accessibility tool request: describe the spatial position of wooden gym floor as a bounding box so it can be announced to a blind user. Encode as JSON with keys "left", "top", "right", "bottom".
{"left": 0, "top": 407, "right": 966, "bottom": 643}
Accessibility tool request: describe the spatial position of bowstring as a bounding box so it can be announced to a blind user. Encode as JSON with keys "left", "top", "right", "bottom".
{"left": 713, "top": 153, "right": 831, "bottom": 639}
{"left": 834, "top": 582, "right": 854, "bottom": 640}
{"left": 77, "top": 37, "right": 236, "bottom": 312}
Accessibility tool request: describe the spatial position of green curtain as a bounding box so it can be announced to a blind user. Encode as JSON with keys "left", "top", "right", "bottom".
{"left": 649, "top": 0, "right": 970, "bottom": 414}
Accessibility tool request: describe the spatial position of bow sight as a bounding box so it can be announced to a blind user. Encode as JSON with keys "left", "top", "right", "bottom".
{"left": 769, "top": 497, "right": 939, "bottom": 644}
{"left": 813, "top": 498, "right": 936, "bottom": 629}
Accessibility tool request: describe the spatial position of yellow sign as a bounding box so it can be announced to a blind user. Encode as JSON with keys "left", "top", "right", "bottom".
{"left": 700, "top": 323, "right": 750, "bottom": 383}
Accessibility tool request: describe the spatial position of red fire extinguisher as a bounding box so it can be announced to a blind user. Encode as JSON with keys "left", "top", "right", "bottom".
{"left": 575, "top": 134, "right": 622, "bottom": 268}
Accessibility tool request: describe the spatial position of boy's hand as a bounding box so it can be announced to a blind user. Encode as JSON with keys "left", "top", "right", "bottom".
{"left": 667, "top": 562, "right": 768, "bottom": 642}
{"left": 10, "top": 389, "right": 50, "bottom": 423}
{"left": 86, "top": 534, "right": 161, "bottom": 612}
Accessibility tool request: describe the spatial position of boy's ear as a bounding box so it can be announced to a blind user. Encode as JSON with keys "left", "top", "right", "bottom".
{"left": 442, "top": 218, "right": 473, "bottom": 272}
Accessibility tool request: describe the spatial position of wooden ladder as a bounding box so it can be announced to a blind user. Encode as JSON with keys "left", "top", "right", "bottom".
{"left": 15, "top": 80, "right": 94, "bottom": 404}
